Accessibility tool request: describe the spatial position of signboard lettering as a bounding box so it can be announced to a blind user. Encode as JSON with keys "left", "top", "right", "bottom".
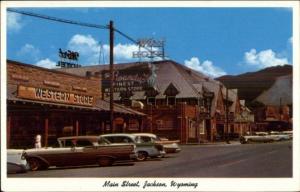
{"left": 102, "top": 64, "right": 151, "bottom": 97}
{"left": 18, "top": 85, "right": 94, "bottom": 106}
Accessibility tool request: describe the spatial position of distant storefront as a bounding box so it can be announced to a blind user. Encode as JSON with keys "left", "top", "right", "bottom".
{"left": 7, "top": 60, "right": 145, "bottom": 149}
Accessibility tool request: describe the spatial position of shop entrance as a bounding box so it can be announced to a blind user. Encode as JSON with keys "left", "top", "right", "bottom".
{"left": 216, "top": 124, "right": 224, "bottom": 141}
{"left": 205, "top": 119, "right": 211, "bottom": 141}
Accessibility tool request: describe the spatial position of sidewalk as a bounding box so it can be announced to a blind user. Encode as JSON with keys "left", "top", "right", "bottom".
{"left": 182, "top": 140, "right": 241, "bottom": 146}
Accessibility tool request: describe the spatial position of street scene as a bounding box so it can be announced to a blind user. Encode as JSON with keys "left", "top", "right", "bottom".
{"left": 2, "top": 1, "right": 298, "bottom": 192}
{"left": 9, "top": 141, "right": 292, "bottom": 178}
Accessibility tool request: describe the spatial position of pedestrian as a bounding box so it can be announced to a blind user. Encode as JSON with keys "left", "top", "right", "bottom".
{"left": 35, "top": 134, "right": 42, "bottom": 149}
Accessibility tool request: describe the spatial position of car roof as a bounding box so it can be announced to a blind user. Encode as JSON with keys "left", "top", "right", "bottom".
{"left": 100, "top": 133, "right": 136, "bottom": 139}
{"left": 57, "top": 136, "right": 99, "bottom": 140}
{"left": 132, "top": 133, "right": 157, "bottom": 137}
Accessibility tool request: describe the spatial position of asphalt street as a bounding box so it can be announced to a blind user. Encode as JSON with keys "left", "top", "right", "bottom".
{"left": 9, "top": 141, "right": 292, "bottom": 178}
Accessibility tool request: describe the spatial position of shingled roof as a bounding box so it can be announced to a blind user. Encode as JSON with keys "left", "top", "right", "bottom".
{"left": 255, "top": 75, "right": 292, "bottom": 106}
{"left": 57, "top": 60, "right": 233, "bottom": 115}
{"left": 58, "top": 60, "right": 222, "bottom": 99}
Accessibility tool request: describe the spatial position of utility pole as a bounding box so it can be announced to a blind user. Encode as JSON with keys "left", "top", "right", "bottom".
{"left": 109, "top": 20, "right": 114, "bottom": 133}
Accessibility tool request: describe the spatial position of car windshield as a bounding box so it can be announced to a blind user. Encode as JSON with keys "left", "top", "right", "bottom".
{"left": 98, "top": 137, "right": 111, "bottom": 145}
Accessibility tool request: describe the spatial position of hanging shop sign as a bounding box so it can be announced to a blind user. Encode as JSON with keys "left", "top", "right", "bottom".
{"left": 57, "top": 48, "right": 81, "bottom": 68}
{"left": 101, "top": 63, "right": 151, "bottom": 95}
{"left": 17, "top": 85, "right": 94, "bottom": 106}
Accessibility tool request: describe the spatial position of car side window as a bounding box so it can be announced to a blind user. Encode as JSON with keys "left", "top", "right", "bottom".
{"left": 64, "top": 140, "right": 74, "bottom": 147}
{"left": 98, "top": 137, "right": 110, "bottom": 145}
{"left": 76, "top": 140, "right": 93, "bottom": 147}
{"left": 137, "top": 136, "right": 152, "bottom": 143}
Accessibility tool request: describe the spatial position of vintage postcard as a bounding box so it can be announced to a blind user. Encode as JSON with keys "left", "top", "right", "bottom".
{"left": 1, "top": 1, "right": 299, "bottom": 191}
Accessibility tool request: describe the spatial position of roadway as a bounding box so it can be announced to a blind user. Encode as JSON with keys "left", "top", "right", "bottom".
{"left": 9, "top": 141, "right": 292, "bottom": 178}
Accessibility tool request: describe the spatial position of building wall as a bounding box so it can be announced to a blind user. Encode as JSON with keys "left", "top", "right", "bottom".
{"left": 133, "top": 103, "right": 209, "bottom": 144}
{"left": 8, "top": 61, "right": 102, "bottom": 99}
{"left": 8, "top": 61, "right": 136, "bottom": 149}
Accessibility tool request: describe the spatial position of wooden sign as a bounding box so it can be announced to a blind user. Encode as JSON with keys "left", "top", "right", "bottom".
{"left": 114, "top": 117, "right": 124, "bottom": 125}
{"left": 17, "top": 85, "right": 94, "bottom": 106}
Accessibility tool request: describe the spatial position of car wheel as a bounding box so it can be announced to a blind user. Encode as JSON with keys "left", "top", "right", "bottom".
{"left": 27, "top": 158, "right": 41, "bottom": 171}
{"left": 136, "top": 151, "right": 148, "bottom": 161}
{"left": 98, "top": 157, "right": 113, "bottom": 167}
{"left": 240, "top": 137, "right": 246, "bottom": 144}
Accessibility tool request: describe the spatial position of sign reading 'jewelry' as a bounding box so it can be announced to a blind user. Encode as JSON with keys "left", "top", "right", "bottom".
{"left": 17, "top": 85, "right": 94, "bottom": 106}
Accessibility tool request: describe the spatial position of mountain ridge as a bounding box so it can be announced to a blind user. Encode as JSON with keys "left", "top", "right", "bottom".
{"left": 216, "top": 65, "right": 292, "bottom": 105}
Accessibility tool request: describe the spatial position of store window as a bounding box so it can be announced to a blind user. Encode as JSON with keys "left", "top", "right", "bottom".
{"left": 188, "top": 120, "right": 196, "bottom": 138}
{"left": 128, "top": 119, "right": 139, "bottom": 131}
{"left": 156, "top": 119, "right": 173, "bottom": 130}
{"left": 167, "top": 96, "right": 176, "bottom": 106}
{"left": 147, "top": 97, "right": 156, "bottom": 105}
{"left": 199, "top": 120, "right": 205, "bottom": 134}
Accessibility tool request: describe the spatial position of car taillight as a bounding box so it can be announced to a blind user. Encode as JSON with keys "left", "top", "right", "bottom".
{"left": 21, "top": 151, "right": 26, "bottom": 160}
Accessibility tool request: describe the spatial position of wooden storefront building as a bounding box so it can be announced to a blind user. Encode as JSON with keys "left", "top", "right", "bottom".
{"left": 7, "top": 60, "right": 145, "bottom": 149}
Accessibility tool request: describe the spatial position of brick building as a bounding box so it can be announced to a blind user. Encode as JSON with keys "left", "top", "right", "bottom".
{"left": 7, "top": 60, "right": 145, "bottom": 149}
{"left": 59, "top": 60, "right": 251, "bottom": 143}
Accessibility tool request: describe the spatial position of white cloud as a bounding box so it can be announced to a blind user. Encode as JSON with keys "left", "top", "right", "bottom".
{"left": 289, "top": 36, "right": 293, "bottom": 45}
{"left": 7, "top": 12, "right": 23, "bottom": 31}
{"left": 244, "top": 48, "right": 289, "bottom": 68}
{"left": 17, "top": 44, "right": 40, "bottom": 61}
{"left": 67, "top": 34, "right": 161, "bottom": 65}
{"left": 36, "top": 58, "right": 57, "bottom": 69}
{"left": 184, "top": 57, "right": 226, "bottom": 77}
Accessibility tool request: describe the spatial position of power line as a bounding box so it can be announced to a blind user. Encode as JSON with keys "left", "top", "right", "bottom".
{"left": 114, "top": 28, "right": 139, "bottom": 45}
{"left": 7, "top": 8, "right": 108, "bottom": 29}
{"left": 8, "top": 8, "right": 167, "bottom": 60}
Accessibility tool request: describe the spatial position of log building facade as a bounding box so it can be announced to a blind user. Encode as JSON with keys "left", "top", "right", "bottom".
{"left": 7, "top": 60, "right": 145, "bottom": 149}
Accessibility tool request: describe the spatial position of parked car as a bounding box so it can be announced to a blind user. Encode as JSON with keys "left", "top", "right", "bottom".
{"left": 7, "top": 149, "right": 28, "bottom": 174}
{"left": 100, "top": 133, "right": 166, "bottom": 161}
{"left": 282, "top": 130, "right": 293, "bottom": 139}
{"left": 240, "top": 132, "right": 274, "bottom": 144}
{"left": 269, "top": 131, "right": 291, "bottom": 141}
{"left": 132, "top": 133, "right": 181, "bottom": 153}
{"left": 22, "top": 136, "right": 136, "bottom": 171}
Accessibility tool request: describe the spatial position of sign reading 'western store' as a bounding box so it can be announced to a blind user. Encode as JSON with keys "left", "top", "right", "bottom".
{"left": 17, "top": 85, "right": 94, "bottom": 106}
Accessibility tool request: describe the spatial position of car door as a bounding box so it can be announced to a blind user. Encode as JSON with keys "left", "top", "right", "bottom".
{"left": 55, "top": 139, "right": 85, "bottom": 166}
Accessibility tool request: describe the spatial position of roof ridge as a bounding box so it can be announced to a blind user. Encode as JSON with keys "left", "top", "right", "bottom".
{"left": 169, "top": 61, "right": 202, "bottom": 97}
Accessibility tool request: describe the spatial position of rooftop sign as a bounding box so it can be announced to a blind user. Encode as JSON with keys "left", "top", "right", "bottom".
{"left": 57, "top": 48, "right": 82, "bottom": 68}
{"left": 132, "top": 38, "right": 165, "bottom": 59}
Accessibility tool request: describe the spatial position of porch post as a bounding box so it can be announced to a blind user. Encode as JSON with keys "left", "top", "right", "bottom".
{"left": 44, "top": 117, "right": 49, "bottom": 147}
{"left": 7, "top": 115, "right": 11, "bottom": 148}
{"left": 76, "top": 120, "right": 79, "bottom": 136}
{"left": 139, "top": 117, "right": 143, "bottom": 132}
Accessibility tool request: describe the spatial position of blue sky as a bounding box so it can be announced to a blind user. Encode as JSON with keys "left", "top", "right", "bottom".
{"left": 7, "top": 7, "right": 292, "bottom": 77}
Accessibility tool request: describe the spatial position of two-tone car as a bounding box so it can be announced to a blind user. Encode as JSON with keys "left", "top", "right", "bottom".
{"left": 7, "top": 149, "right": 28, "bottom": 174}
{"left": 269, "top": 131, "right": 291, "bottom": 141}
{"left": 132, "top": 133, "right": 181, "bottom": 153}
{"left": 100, "top": 133, "right": 166, "bottom": 161}
{"left": 240, "top": 132, "right": 274, "bottom": 144}
{"left": 22, "top": 136, "right": 136, "bottom": 171}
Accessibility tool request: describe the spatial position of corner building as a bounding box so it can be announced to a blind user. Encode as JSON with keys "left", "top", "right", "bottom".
{"left": 60, "top": 60, "right": 252, "bottom": 143}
